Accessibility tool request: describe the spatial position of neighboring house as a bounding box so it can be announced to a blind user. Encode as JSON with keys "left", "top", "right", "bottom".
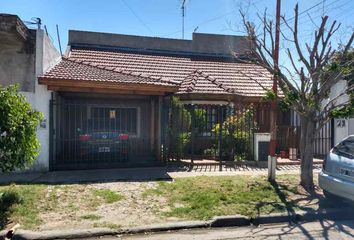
{"left": 329, "top": 80, "right": 354, "bottom": 145}
{"left": 0, "top": 14, "right": 61, "bottom": 171}
{"left": 37, "top": 30, "right": 294, "bottom": 170}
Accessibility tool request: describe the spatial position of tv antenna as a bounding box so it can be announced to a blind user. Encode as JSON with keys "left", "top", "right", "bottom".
{"left": 24, "top": 17, "right": 42, "bottom": 29}
{"left": 181, "top": 0, "right": 187, "bottom": 39}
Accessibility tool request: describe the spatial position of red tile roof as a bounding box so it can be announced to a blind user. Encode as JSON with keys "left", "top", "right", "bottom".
{"left": 41, "top": 57, "right": 179, "bottom": 87}
{"left": 41, "top": 47, "right": 274, "bottom": 96}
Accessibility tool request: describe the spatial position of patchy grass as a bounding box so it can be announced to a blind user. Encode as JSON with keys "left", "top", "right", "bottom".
{"left": 0, "top": 184, "right": 45, "bottom": 229}
{"left": 93, "top": 222, "right": 121, "bottom": 229}
{"left": 144, "top": 175, "right": 324, "bottom": 220}
{"left": 93, "top": 189, "right": 123, "bottom": 204}
{"left": 0, "top": 184, "right": 124, "bottom": 230}
{"left": 80, "top": 214, "right": 102, "bottom": 221}
{"left": 0, "top": 174, "right": 336, "bottom": 231}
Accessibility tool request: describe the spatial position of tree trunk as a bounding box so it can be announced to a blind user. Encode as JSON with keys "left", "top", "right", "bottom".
{"left": 300, "top": 115, "right": 315, "bottom": 192}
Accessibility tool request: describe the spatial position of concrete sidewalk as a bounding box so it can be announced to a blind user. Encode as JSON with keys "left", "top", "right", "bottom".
{"left": 0, "top": 164, "right": 322, "bottom": 185}
{"left": 0, "top": 167, "right": 172, "bottom": 184}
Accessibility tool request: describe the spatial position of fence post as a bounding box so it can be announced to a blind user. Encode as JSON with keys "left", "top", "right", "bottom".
{"left": 330, "top": 118, "right": 335, "bottom": 148}
{"left": 268, "top": 155, "right": 276, "bottom": 182}
{"left": 49, "top": 92, "right": 54, "bottom": 171}
{"left": 161, "top": 100, "right": 167, "bottom": 163}
{"left": 191, "top": 105, "right": 195, "bottom": 164}
{"left": 218, "top": 105, "right": 223, "bottom": 171}
{"left": 157, "top": 96, "right": 163, "bottom": 161}
{"left": 176, "top": 106, "right": 181, "bottom": 161}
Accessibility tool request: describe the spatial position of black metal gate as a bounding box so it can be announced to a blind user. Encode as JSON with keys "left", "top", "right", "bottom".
{"left": 289, "top": 112, "right": 334, "bottom": 159}
{"left": 50, "top": 95, "right": 155, "bottom": 170}
{"left": 314, "top": 119, "right": 334, "bottom": 158}
{"left": 163, "top": 100, "right": 256, "bottom": 162}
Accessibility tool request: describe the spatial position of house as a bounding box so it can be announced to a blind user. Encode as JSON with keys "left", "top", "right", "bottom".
{"left": 37, "top": 30, "right": 295, "bottom": 171}
{"left": 1, "top": 14, "right": 295, "bottom": 171}
{"left": 329, "top": 80, "right": 354, "bottom": 145}
{"left": 0, "top": 14, "right": 61, "bottom": 171}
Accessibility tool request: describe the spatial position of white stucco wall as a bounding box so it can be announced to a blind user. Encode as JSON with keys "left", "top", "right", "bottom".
{"left": 329, "top": 80, "right": 353, "bottom": 145}
{"left": 30, "top": 30, "right": 61, "bottom": 171}
{"left": 254, "top": 133, "right": 270, "bottom": 161}
{"left": 349, "top": 119, "right": 354, "bottom": 135}
{"left": 17, "top": 30, "right": 61, "bottom": 171}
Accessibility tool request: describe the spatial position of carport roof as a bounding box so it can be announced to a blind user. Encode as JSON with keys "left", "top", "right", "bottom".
{"left": 39, "top": 57, "right": 180, "bottom": 95}
{"left": 40, "top": 57, "right": 180, "bottom": 87}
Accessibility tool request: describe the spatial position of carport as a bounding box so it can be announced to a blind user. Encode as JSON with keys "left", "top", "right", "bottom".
{"left": 39, "top": 58, "right": 178, "bottom": 170}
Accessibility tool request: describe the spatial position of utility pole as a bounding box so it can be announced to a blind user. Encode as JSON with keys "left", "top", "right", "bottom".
{"left": 181, "top": 0, "right": 186, "bottom": 39}
{"left": 268, "top": 0, "right": 281, "bottom": 182}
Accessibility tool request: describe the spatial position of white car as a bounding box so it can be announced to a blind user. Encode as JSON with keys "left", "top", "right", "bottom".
{"left": 319, "top": 135, "right": 354, "bottom": 201}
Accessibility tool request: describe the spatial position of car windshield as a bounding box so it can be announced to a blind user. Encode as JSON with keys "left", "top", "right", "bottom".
{"left": 334, "top": 136, "right": 354, "bottom": 157}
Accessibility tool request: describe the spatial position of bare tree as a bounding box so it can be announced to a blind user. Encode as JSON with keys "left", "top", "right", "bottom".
{"left": 241, "top": 4, "right": 354, "bottom": 191}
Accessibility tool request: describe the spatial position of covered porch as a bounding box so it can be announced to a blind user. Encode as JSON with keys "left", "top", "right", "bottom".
{"left": 163, "top": 82, "right": 294, "bottom": 164}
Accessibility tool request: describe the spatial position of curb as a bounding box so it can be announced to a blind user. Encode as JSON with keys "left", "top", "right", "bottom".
{"left": 5, "top": 208, "right": 354, "bottom": 240}
{"left": 126, "top": 220, "right": 209, "bottom": 234}
{"left": 9, "top": 228, "right": 121, "bottom": 240}
{"left": 210, "top": 215, "right": 250, "bottom": 227}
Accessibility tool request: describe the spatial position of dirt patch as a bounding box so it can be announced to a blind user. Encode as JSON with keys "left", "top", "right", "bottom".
{"left": 1, "top": 173, "right": 341, "bottom": 231}
{"left": 38, "top": 181, "right": 180, "bottom": 231}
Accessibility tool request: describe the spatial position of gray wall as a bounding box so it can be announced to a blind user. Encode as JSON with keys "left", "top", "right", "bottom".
{"left": 0, "top": 20, "right": 61, "bottom": 171}
{"left": 69, "top": 30, "right": 252, "bottom": 57}
{"left": 0, "top": 31, "right": 36, "bottom": 91}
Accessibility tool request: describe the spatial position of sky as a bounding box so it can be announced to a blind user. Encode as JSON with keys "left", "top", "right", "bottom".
{"left": 2, "top": 0, "right": 354, "bottom": 67}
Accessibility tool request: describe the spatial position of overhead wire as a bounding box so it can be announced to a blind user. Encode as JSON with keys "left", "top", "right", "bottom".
{"left": 161, "top": 0, "right": 265, "bottom": 38}
{"left": 121, "top": 0, "right": 153, "bottom": 34}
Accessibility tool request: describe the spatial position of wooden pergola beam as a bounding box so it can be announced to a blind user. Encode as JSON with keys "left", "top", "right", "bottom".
{"left": 40, "top": 77, "right": 178, "bottom": 95}
{"left": 47, "top": 85, "right": 168, "bottom": 96}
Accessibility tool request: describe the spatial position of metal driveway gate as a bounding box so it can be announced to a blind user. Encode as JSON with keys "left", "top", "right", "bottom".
{"left": 50, "top": 96, "right": 153, "bottom": 170}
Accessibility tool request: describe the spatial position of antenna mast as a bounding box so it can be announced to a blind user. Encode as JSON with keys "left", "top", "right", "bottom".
{"left": 56, "top": 24, "right": 63, "bottom": 56}
{"left": 181, "top": 0, "right": 186, "bottom": 39}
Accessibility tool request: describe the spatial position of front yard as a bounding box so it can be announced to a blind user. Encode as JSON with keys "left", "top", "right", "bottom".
{"left": 0, "top": 174, "right": 336, "bottom": 231}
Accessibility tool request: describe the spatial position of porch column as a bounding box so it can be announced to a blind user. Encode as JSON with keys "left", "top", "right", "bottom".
{"left": 156, "top": 96, "right": 163, "bottom": 161}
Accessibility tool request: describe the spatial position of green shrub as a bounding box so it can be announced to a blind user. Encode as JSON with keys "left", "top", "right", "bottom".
{"left": 0, "top": 85, "right": 43, "bottom": 172}
{"left": 168, "top": 97, "right": 192, "bottom": 158}
{"left": 212, "top": 108, "right": 255, "bottom": 160}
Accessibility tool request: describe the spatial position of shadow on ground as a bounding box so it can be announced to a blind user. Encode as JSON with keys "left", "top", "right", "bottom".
{"left": 0, "top": 191, "right": 20, "bottom": 229}
{"left": 259, "top": 180, "right": 354, "bottom": 240}
{"left": 0, "top": 163, "right": 270, "bottom": 185}
{"left": 0, "top": 167, "right": 176, "bottom": 185}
